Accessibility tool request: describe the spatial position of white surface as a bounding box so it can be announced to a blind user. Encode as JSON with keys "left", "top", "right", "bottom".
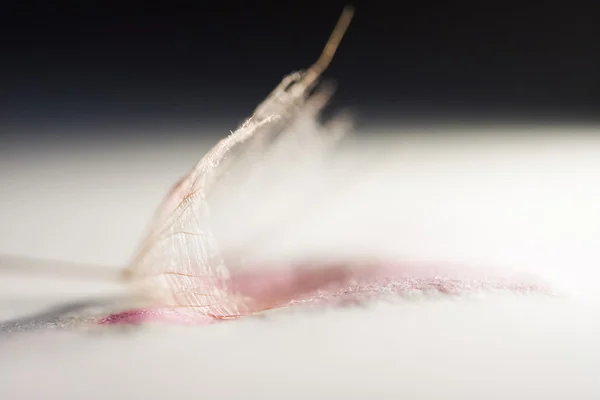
{"left": 1, "top": 128, "right": 600, "bottom": 399}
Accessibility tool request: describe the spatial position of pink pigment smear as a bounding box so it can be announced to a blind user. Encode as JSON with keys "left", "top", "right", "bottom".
{"left": 98, "top": 260, "right": 552, "bottom": 326}
{"left": 97, "top": 307, "right": 216, "bottom": 326}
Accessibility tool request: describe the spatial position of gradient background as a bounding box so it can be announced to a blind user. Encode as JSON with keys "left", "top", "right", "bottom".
{"left": 3, "top": 1, "right": 600, "bottom": 143}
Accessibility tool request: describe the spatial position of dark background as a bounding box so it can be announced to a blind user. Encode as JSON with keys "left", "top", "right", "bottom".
{"left": 2, "top": 1, "right": 600, "bottom": 142}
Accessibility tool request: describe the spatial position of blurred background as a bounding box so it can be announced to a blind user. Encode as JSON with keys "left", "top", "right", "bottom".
{"left": 2, "top": 1, "right": 600, "bottom": 146}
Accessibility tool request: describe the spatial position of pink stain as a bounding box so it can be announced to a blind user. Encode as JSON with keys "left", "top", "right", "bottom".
{"left": 98, "top": 260, "right": 551, "bottom": 326}
{"left": 97, "top": 307, "right": 215, "bottom": 326}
